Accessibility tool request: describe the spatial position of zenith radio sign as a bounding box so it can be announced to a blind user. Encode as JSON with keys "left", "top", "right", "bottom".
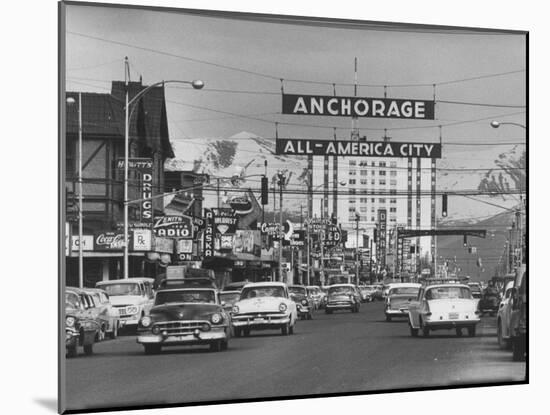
{"left": 276, "top": 139, "right": 441, "bottom": 158}
{"left": 282, "top": 94, "right": 435, "bottom": 119}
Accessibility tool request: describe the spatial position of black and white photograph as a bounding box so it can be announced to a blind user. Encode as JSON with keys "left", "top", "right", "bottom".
{"left": 58, "top": 1, "right": 528, "bottom": 413}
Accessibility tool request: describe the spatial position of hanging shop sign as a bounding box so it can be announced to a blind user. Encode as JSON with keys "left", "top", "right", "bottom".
{"left": 203, "top": 208, "right": 214, "bottom": 258}
{"left": 260, "top": 222, "right": 284, "bottom": 237}
{"left": 71, "top": 235, "right": 94, "bottom": 251}
{"left": 175, "top": 239, "right": 194, "bottom": 261}
{"left": 212, "top": 208, "right": 238, "bottom": 234}
{"left": 217, "top": 234, "right": 234, "bottom": 251}
{"left": 153, "top": 215, "right": 194, "bottom": 238}
{"left": 322, "top": 225, "right": 342, "bottom": 248}
{"left": 285, "top": 230, "right": 305, "bottom": 247}
{"left": 282, "top": 94, "right": 435, "bottom": 119}
{"left": 115, "top": 158, "right": 154, "bottom": 170}
{"left": 132, "top": 229, "right": 152, "bottom": 251}
{"left": 192, "top": 217, "right": 205, "bottom": 234}
{"left": 229, "top": 194, "right": 253, "bottom": 215}
{"left": 234, "top": 230, "right": 262, "bottom": 256}
{"left": 116, "top": 158, "right": 154, "bottom": 222}
{"left": 276, "top": 138, "right": 441, "bottom": 158}
{"left": 377, "top": 209, "right": 388, "bottom": 269}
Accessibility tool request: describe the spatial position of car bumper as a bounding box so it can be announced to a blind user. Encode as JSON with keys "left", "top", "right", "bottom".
{"left": 137, "top": 328, "right": 227, "bottom": 345}
{"left": 326, "top": 302, "right": 354, "bottom": 310}
{"left": 118, "top": 315, "right": 141, "bottom": 327}
{"left": 66, "top": 330, "right": 79, "bottom": 348}
{"left": 424, "top": 318, "right": 480, "bottom": 329}
{"left": 232, "top": 316, "right": 290, "bottom": 328}
{"left": 385, "top": 308, "right": 409, "bottom": 316}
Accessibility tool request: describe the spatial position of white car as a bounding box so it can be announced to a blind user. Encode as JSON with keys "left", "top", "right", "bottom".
{"left": 408, "top": 283, "right": 480, "bottom": 337}
{"left": 96, "top": 278, "right": 155, "bottom": 329}
{"left": 496, "top": 280, "right": 515, "bottom": 349}
{"left": 231, "top": 282, "right": 297, "bottom": 336}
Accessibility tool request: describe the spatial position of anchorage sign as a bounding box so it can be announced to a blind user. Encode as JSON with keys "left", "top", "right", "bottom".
{"left": 282, "top": 94, "right": 435, "bottom": 119}
{"left": 276, "top": 139, "right": 441, "bottom": 159}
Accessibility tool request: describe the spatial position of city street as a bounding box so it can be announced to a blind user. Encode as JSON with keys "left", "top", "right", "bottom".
{"left": 65, "top": 301, "right": 526, "bottom": 412}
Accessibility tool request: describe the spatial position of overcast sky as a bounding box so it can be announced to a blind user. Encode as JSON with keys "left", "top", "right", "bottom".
{"left": 65, "top": 4, "right": 526, "bottom": 151}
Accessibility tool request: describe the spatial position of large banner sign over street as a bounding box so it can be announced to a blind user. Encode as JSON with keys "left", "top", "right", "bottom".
{"left": 276, "top": 139, "right": 441, "bottom": 158}
{"left": 282, "top": 94, "right": 435, "bottom": 119}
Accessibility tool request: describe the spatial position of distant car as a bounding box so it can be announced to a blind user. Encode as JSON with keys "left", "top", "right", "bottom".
{"left": 136, "top": 286, "right": 230, "bottom": 354}
{"left": 384, "top": 283, "right": 421, "bottom": 321}
{"left": 218, "top": 291, "right": 241, "bottom": 315}
{"left": 306, "top": 285, "right": 323, "bottom": 309}
{"left": 325, "top": 284, "right": 361, "bottom": 314}
{"left": 289, "top": 285, "right": 314, "bottom": 320}
{"left": 468, "top": 282, "right": 483, "bottom": 299}
{"left": 65, "top": 288, "right": 101, "bottom": 357}
{"left": 372, "top": 285, "right": 384, "bottom": 301}
{"left": 478, "top": 285, "right": 500, "bottom": 316}
{"left": 96, "top": 278, "right": 155, "bottom": 329}
{"left": 408, "top": 283, "right": 480, "bottom": 337}
{"left": 231, "top": 282, "right": 297, "bottom": 336}
{"left": 362, "top": 285, "right": 378, "bottom": 302}
{"left": 83, "top": 288, "right": 120, "bottom": 339}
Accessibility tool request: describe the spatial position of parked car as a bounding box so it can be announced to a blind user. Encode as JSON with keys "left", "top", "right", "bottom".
{"left": 289, "top": 285, "right": 314, "bottom": 320}
{"left": 65, "top": 287, "right": 101, "bottom": 357}
{"left": 468, "top": 282, "right": 483, "bottom": 299}
{"left": 96, "top": 278, "right": 155, "bottom": 329}
{"left": 478, "top": 285, "right": 500, "bottom": 316}
{"left": 231, "top": 282, "right": 297, "bottom": 336}
{"left": 136, "top": 285, "right": 230, "bottom": 354}
{"left": 83, "top": 288, "right": 120, "bottom": 339}
{"left": 497, "top": 266, "right": 527, "bottom": 361}
{"left": 408, "top": 282, "right": 480, "bottom": 337}
{"left": 384, "top": 283, "right": 421, "bottom": 321}
{"left": 325, "top": 284, "right": 361, "bottom": 314}
{"left": 306, "top": 285, "right": 323, "bottom": 309}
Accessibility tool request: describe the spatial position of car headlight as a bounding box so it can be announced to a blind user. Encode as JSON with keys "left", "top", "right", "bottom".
{"left": 232, "top": 305, "right": 240, "bottom": 314}
{"left": 279, "top": 303, "right": 287, "bottom": 312}
{"left": 141, "top": 316, "right": 152, "bottom": 327}
{"left": 211, "top": 313, "right": 222, "bottom": 324}
{"left": 127, "top": 306, "right": 139, "bottom": 315}
{"left": 66, "top": 316, "right": 75, "bottom": 327}
{"left": 301, "top": 299, "right": 308, "bottom": 306}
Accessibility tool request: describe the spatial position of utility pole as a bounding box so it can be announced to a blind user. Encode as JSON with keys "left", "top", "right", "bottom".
{"left": 355, "top": 213, "right": 360, "bottom": 286}
{"left": 77, "top": 92, "right": 83, "bottom": 288}
{"left": 277, "top": 171, "right": 286, "bottom": 282}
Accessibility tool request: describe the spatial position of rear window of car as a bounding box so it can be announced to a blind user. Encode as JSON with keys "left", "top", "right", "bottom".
{"left": 329, "top": 286, "right": 353, "bottom": 295}
{"left": 426, "top": 287, "right": 472, "bottom": 300}
{"left": 390, "top": 287, "right": 419, "bottom": 296}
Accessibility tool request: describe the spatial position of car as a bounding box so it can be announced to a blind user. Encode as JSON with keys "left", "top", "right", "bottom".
{"left": 136, "top": 285, "right": 230, "bottom": 354}
{"left": 231, "top": 282, "right": 298, "bottom": 336}
{"left": 325, "top": 284, "right": 361, "bottom": 314}
{"left": 468, "top": 282, "right": 483, "bottom": 299}
{"left": 289, "top": 285, "right": 314, "bottom": 320}
{"left": 218, "top": 290, "right": 241, "bottom": 315}
{"left": 83, "top": 288, "right": 120, "bottom": 339}
{"left": 372, "top": 285, "right": 385, "bottom": 301}
{"left": 306, "top": 285, "right": 323, "bottom": 310}
{"left": 408, "top": 281, "right": 480, "bottom": 337}
{"left": 384, "top": 283, "right": 421, "bottom": 321}
{"left": 362, "top": 285, "right": 378, "bottom": 302}
{"left": 96, "top": 278, "right": 155, "bottom": 329}
{"left": 222, "top": 281, "right": 248, "bottom": 292}
{"left": 65, "top": 287, "right": 102, "bottom": 357}
{"left": 497, "top": 266, "right": 527, "bottom": 361}
{"left": 478, "top": 285, "right": 501, "bottom": 316}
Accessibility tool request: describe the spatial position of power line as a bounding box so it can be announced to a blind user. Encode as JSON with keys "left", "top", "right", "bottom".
{"left": 67, "top": 31, "right": 525, "bottom": 89}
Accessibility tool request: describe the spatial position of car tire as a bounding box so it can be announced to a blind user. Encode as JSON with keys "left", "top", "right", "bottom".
{"left": 67, "top": 344, "right": 77, "bottom": 358}
{"left": 512, "top": 337, "right": 526, "bottom": 361}
{"left": 409, "top": 324, "right": 418, "bottom": 337}
{"left": 325, "top": 309, "right": 333, "bottom": 314}
{"left": 144, "top": 344, "right": 161, "bottom": 355}
{"left": 221, "top": 339, "right": 228, "bottom": 351}
{"left": 234, "top": 327, "right": 241, "bottom": 337}
{"left": 307, "top": 313, "right": 312, "bottom": 320}
{"left": 420, "top": 318, "right": 430, "bottom": 337}
{"left": 83, "top": 343, "right": 93, "bottom": 355}
{"left": 289, "top": 324, "right": 294, "bottom": 335}
{"left": 386, "top": 315, "right": 392, "bottom": 322}
{"left": 467, "top": 325, "right": 476, "bottom": 337}
{"left": 497, "top": 321, "right": 511, "bottom": 350}
{"left": 281, "top": 323, "right": 289, "bottom": 335}
{"left": 109, "top": 321, "right": 118, "bottom": 340}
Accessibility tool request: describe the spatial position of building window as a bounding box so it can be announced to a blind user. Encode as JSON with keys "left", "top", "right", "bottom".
{"left": 371, "top": 198, "right": 375, "bottom": 203}
{"left": 360, "top": 207, "right": 367, "bottom": 212}
{"left": 379, "top": 198, "right": 386, "bottom": 203}
{"left": 349, "top": 160, "right": 356, "bottom": 166}
{"left": 349, "top": 188, "right": 356, "bottom": 195}
{"left": 349, "top": 170, "right": 356, "bottom": 176}
{"left": 360, "top": 198, "right": 367, "bottom": 203}
{"left": 389, "top": 217, "right": 397, "bottom": 222}
{"left": 349, "top": 179, "right": 356, "bottom": 185}
{"left": 349, "top": 199, "right": 356, "bottom": 204}
{"left": 371, "top": 170, "right": 376, "bottom": 176}
{"left": 390, "top": 171, "right": 397, "bottom": 177}
{"left": 348, "top": 206, "right": 356, "bottom": 212}
{"left": 390, "top": 199, "right": 397, "bottom": 204}
{"left": 379, "top": 170, "right": 386, "bottom": 176}
{"left": 389, "top": 189, "right": 397, "bottom": 195}
{"left": 379, "top": 179, "right": 386, "bottom": 185}
{"left": 379, "top": 161, "right": 386, "bottom": 167}
{"left": 360, "top": 179, "right": 368, "bottom": 185}
{"left": 390, "top": 207, "right": 397, "bottom": 213}
{"left": 371, "top": 207, "right": 375, "bottom": 212}
{"left": 371, "top": 216, "right": 375, "bottom": 222}
{"left": 390, "top": 180, "right": 397, "bottom": 186}
{"left": 371, "top": 179, "right": 375, "bottom": 185}
{"left": 360, "top": 170, "right": 368, "bottom": 176}
{"left": 390, "top": 161, "right": 397, "bottom": 168}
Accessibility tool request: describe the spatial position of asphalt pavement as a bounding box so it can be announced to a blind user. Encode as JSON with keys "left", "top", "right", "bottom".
{"left": 65, "top": 301, "right": 526, "bottom": 412}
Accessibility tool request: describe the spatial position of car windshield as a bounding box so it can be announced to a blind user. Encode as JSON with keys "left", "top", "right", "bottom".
{"left": 155, "top": 289, "right": 216, "bottom": 305}
{"left": 307, "top": 288, "right": 319, "bottom": 295}
{"left": 66, "top": 292, "right": 80, "bottom": 309}
{"left": 426, "top": 286, "right": 472, "bottom": 300}
{"left": 390, "top": 287, "right": 419, "bottom": 296}
{"left": 100, "top": 283, "right": 141, "bottom": 296}
{"left": 329, "top": 286, "right": 353, "bottom": 295}
{"left": 289, "top": 287, "right": 307, "bottom": 296}
{"left": 219, "top": 293, "right": 240, "bottom": 305}
{"left": 241, "top": 286, "right": 285, "bottom": 299}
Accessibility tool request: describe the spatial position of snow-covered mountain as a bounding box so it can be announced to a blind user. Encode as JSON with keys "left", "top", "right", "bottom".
{"left": 166, "top": 132, "right": 526, "bottom": 222}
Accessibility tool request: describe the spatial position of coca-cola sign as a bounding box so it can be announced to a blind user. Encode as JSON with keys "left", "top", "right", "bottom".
{"left": 94, "top": 232, "right": 126, "bottom": 251}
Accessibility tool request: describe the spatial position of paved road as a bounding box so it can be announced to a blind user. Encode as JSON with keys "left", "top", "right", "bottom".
{"left": 65, "top": 302, "right": 526, "bottom": 411}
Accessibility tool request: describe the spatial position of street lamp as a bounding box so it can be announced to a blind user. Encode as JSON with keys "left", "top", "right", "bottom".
{"left": 66, "top": 94, "right": 84, "bottom": 288}
{"left": 123, "top": 57, "right": 204, "bottom": 279}
{"left": 490, "top": 120, "right": 526, "bottom": 130}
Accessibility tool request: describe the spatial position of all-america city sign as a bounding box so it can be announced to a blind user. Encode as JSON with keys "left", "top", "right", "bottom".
{"left": 276, "top": 138, "right": 441, "bottom": 158}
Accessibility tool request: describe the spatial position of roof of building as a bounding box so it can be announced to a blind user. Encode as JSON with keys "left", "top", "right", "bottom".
{"left": 66, "top": 81, "right": 174, "bottom": 159}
